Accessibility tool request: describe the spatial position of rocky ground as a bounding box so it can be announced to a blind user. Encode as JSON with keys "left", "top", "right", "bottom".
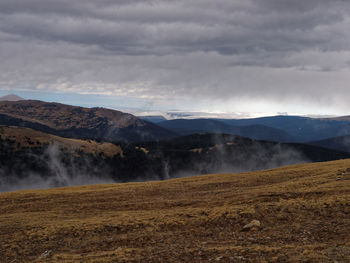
{"left": 0, "top": 159, "right": 350, "bottom": 262}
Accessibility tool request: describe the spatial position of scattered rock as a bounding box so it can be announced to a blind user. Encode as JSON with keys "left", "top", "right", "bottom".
{"left": 242, "top": 219, "right": 261, "bottom": 230}
{"left": 216, "top": 256, "right": 223, "bottom": 261}
{"left": 233, "top": 256, "right": 245, "bottom": 261}
{"left": 336, "top": 168, "right": 350, "bottom": 178}
{"left": 38, "top": 250, "right": 52, "bottom": 259}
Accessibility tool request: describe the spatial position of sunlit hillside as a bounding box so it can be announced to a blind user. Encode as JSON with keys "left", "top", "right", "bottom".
{"left": 1, "top": 159, "right": 350, "bottom": 262}
{"left": 0, "top": 126, "right": 123, "bottom": 158}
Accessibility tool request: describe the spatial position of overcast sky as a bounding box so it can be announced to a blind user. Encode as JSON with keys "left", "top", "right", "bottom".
{"left": 1, "top": 0, "right": 350, "bottom": 117}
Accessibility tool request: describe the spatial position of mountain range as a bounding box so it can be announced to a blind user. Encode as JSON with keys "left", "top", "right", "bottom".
{"left": 154, "top": 116, "right": 350, "bottom": 150}
{"left": 2, "top": 98, "right": 350, "bottom": 147}
{"left": 218, "top": 115, "right": 350, "bottom": 142}
{"left": 0, "top": 101, "right": 349, "bottom": 260}
{"left": 2, "top": 96, "right": 350, "bottom": 192}
{"left": 156, "top": 118, "right": 293, "bottom": 142}
{"left": 1, "top": 125, "right": 350, "bottom": 192}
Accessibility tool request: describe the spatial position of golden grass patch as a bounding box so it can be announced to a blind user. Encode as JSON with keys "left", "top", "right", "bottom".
{"left": 1, "top": 159, "right": 350, "bottom": 262}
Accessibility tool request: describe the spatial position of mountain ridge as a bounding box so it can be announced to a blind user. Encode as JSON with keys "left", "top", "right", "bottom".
{"left": 217, "top": 115, "right": 350, "bottom": 142}
{"left": 157, "top": 118, "right": 294, "bottom": 142}
{"left": 308, "top": 134, "right": 350, "bottom": 153}
{"left": 0, "top": 100, "right": 176, "bottom": 142}
{"left": 1, "top": 125, "right": 350, "bottom": 192}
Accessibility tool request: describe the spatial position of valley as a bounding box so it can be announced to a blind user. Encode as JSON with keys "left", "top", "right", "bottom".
{"left": 1, "top": 125, "right": 350, "bottom": 192}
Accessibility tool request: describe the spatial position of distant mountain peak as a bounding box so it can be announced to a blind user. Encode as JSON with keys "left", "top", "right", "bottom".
{"left": 0, "top": 94, "right": 24, "bottom": 101}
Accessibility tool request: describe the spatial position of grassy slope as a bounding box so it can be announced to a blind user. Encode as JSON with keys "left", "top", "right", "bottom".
{"left": 0, "top": 126, "right": 123, "bottom": 158}
{"left": 0, "top": 100, "right": 139, "bottom": 130}
{"left": 1, "top": 160, "right": 350, "bottom": 262}
{"left": 0, "top": 100, "right": 176, "bottom": 142}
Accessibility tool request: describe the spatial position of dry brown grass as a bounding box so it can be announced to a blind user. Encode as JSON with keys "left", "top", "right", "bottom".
{"left": 0, "top": 126, "right": 123, "bottom": 158}
{"left": 1, "top": 159, "right": 350, "bottom": 262}
{"left": 0, "top": 100, "right": 141, "bottom": 130}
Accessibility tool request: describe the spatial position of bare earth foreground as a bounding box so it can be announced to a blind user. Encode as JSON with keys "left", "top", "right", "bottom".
{"left": 1, "top": 160, "right": 350, "bottom": 262}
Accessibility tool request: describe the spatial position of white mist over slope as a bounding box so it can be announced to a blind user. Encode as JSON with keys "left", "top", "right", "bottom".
{"left": 0, "top": 144, "right": 114, "bottom": 193}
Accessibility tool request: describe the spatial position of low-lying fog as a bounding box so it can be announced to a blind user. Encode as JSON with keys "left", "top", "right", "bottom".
{"left": 0, "top": 142, "right": 309, "bottom": 193}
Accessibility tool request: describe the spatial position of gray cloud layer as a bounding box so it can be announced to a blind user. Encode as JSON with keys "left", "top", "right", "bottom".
{"left": 0, "top": 0, "right": 350, "bottom": 113}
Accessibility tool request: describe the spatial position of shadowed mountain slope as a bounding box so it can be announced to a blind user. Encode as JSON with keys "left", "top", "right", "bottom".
{"left": 325, "top": 116, "right": 350, "bottom": 121}
{"left": 0, "top": 100, "right": 176, "bottom": 142}
{"left": 218, "top": 115, "right": 350, "bottom": 142}
{"left": 157, "top": 119, "right": 293, "bottom": 142}
{"left": 138, "top": 115, "right": 167, "bottom": 123}
{"left": 2, "top": 125, "right": 349, "bottom": 192}
{"left": 308, "top": 135, "right": 350, "bottom": 153}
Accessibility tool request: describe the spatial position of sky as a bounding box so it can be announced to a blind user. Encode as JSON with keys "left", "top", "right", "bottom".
{"left": 0, "top": 0, "right": 350, "bottom": 118}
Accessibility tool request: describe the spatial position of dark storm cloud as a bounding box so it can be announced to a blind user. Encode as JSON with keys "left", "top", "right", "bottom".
{"left": 0, "top": 0, "right": 349, "bottom": 112}
{"left": 0, "top": 0, "right": 348, "bottom": 55}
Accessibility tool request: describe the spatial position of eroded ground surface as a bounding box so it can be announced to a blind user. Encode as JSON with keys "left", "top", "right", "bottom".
{"left": 1, "top": 159, "right": 350, "bottom": 262}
